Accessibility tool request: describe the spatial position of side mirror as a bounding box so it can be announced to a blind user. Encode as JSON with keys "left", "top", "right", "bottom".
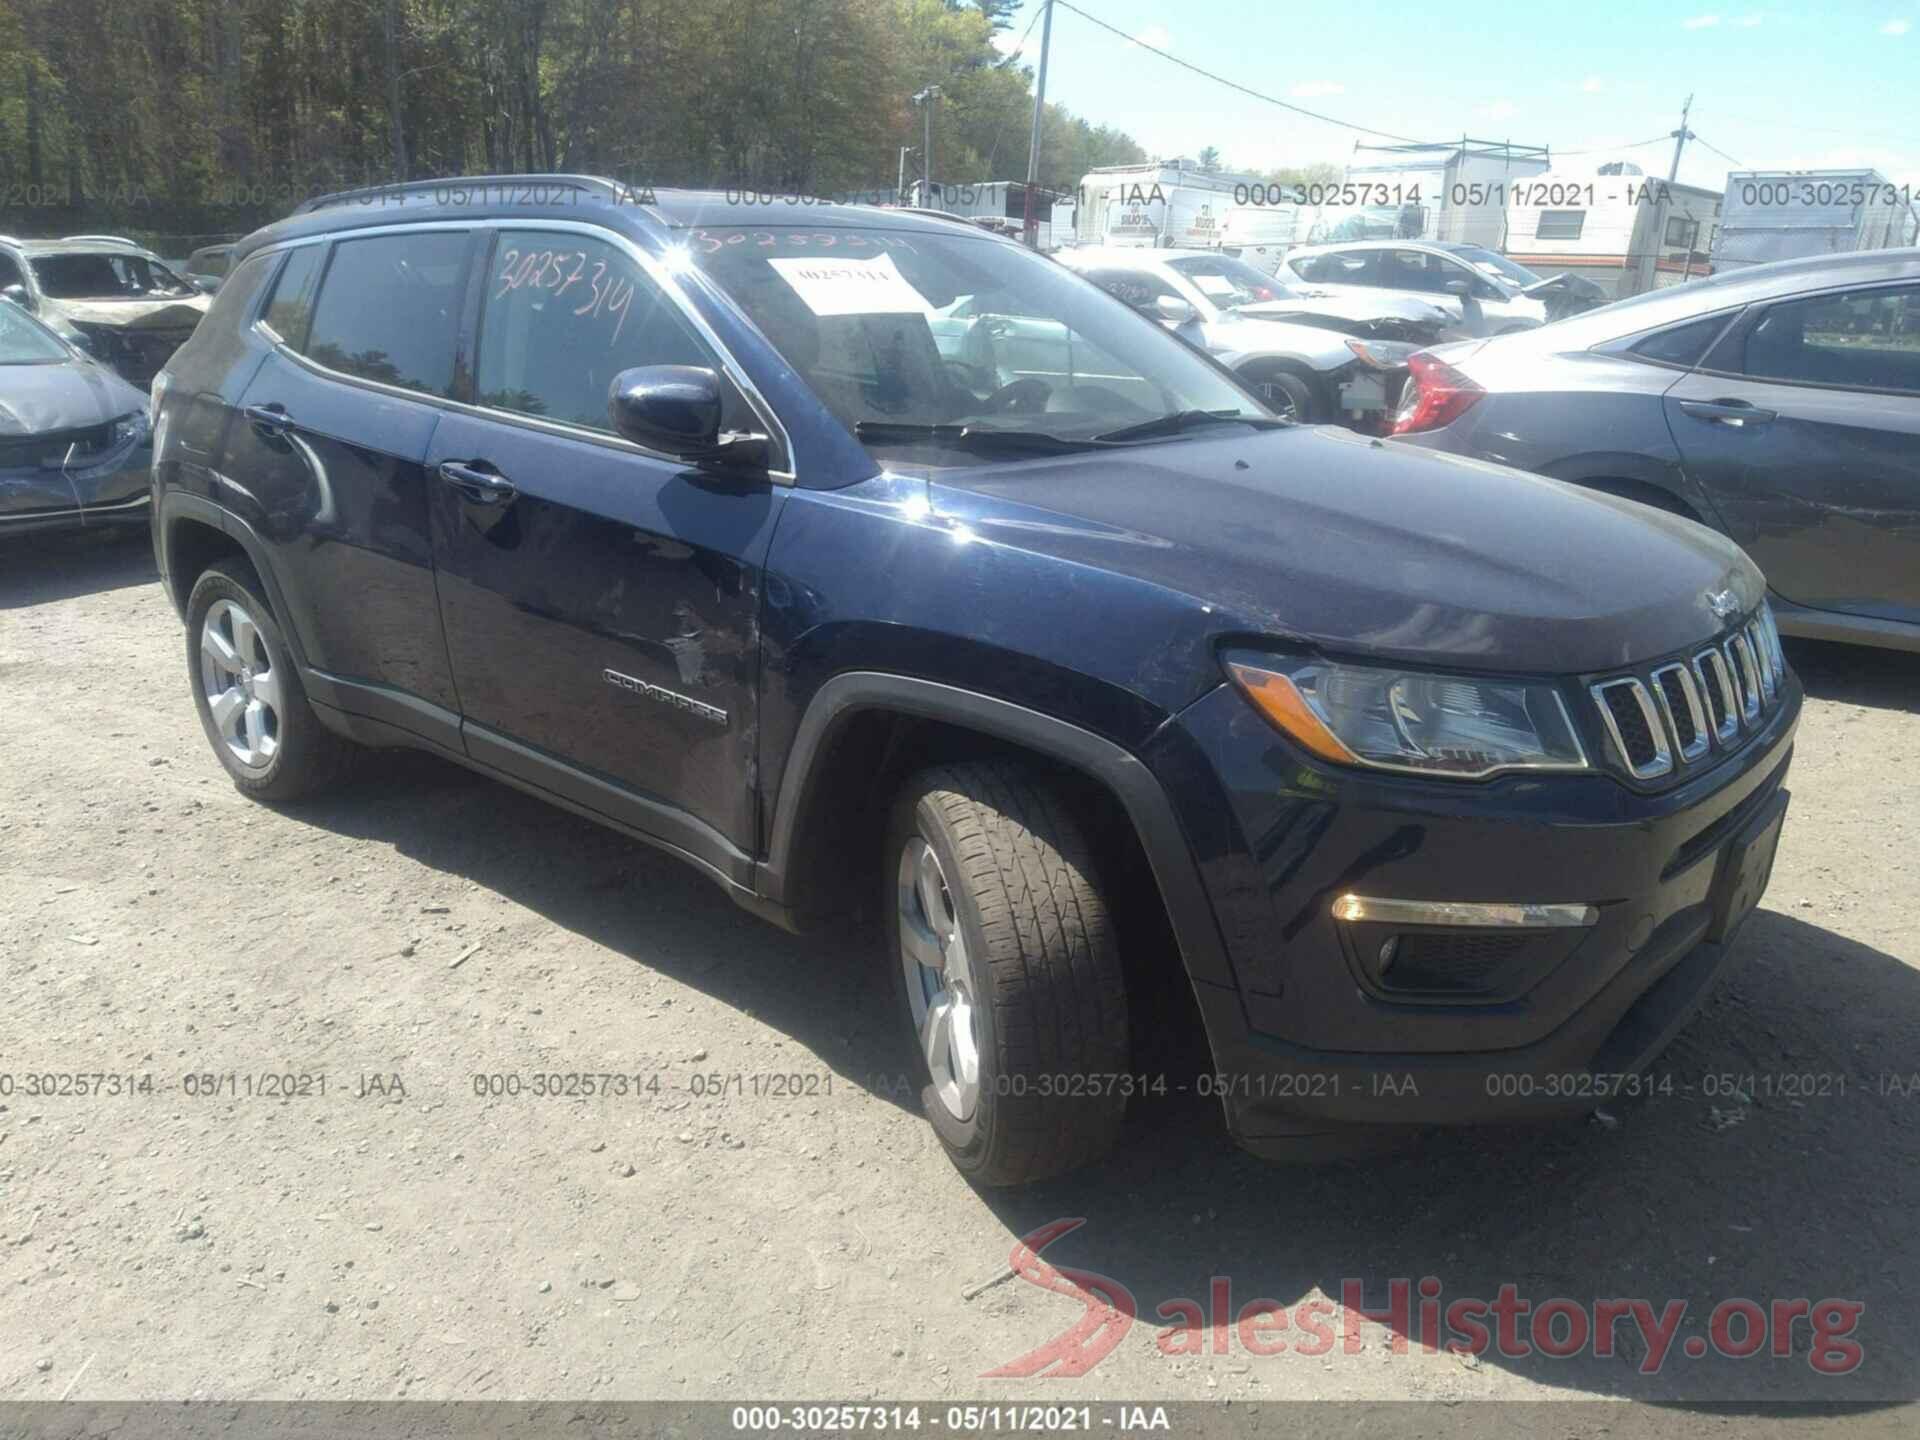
{"left": 607, "top": 365, "right": 769, "bottom": 469}
{"left": 1, "top": 283, "right": 31, "bottom": 310}
{"left": 1152, "top": 295, "right": 1198, "bottom": 324}
{"left": 64, "top": 328, "right": 96, "bottom": 356}
{"left": 1443, "top": 278, "right": 1472, "bottom": 296}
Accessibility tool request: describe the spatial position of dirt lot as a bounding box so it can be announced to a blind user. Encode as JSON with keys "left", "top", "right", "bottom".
{"left": 2, "top": 529, "right": 1918, "bottom": 1423}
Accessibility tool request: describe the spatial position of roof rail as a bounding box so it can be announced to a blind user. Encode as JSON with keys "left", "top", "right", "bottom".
{"left": 294, "top": 173, "right": 628, "bottom": 214}
{"left": 62, "top": 234, "right": 142, "bottom": 246}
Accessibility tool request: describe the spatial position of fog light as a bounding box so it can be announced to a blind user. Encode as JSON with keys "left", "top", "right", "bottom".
{"left": 1377, "top": 937, "right": 1399, "bottom": 974}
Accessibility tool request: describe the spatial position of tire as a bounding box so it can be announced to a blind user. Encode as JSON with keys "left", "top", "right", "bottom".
{"left": 885, "top": 760, "right": 1130, "bottom": 1186}
{"left": 1249, "top": 368, "right": 1319, "bottom": 423}
{"left": 185, "top": 560, "right": 356, "bottom": 801}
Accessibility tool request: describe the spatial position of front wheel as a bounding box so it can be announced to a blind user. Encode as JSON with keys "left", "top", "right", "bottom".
{"left": 1249, "top": 369, "right": 1319, "bottom": 424}
{"left": 886, "top": 761, "right": 1130, "bottom": 1186}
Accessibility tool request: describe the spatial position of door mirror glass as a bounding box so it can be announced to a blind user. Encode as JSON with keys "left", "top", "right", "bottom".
{"left": 608, "top": 365, "right": 725, "bottom": 454}
{"left": 1153, "top": 294, "right": 1197, "bottom": 324}
{"left": 1442, "top": 278, "right": 1471, "bottom": 296}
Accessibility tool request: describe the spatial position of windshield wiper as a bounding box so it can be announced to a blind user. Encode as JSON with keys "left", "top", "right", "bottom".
{"left": 852, "top": 421, "right": 1105, "bottom": 455}
{"left": 1093, "top": 409, "right": 1288, "bottom": 443}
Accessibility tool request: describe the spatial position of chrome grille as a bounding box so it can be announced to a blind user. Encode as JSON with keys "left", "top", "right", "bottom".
{"left": 1591, "top": 604, "right": 1787, "bottom": 783}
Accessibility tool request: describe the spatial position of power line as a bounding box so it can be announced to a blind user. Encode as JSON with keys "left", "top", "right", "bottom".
{"left": 1051, "top": 0, "right": 1428, "bottom": 144}
{"left": 1692, "top": 134, "right": 1747, "bottom": 168}
{"left": 1551, "top": 134, "right": 1673, "bottom": 156}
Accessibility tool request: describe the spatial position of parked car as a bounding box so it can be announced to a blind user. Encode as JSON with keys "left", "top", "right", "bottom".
{"left": 1392, "top": 249, "right": 1920, "bottom": 653}
{"left": 0, "top": 233, "right": 209, "bottom": 384}
{"left": 1056, "top": 245, "right": 1450, "bottom": 427}
{"left": 153, "top": 179, "right": 1799, "bottom": 1185}
{"left": 1285, "top": 239, "right": 1608, "bottom": 334}
{"left": 182, "top": 243, "right": 238, "bottom": 293}
{"left": 0, "top": 295, "right": 153, "bottom": 534}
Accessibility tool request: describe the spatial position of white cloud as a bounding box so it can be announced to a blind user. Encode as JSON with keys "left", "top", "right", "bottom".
{"left": 1581, "top": 76, "right": 1605, "bottom": 93}
{"left": 1479, "top": 99, "right": 1519, "bottom": 121}
{"left": 1683, "top": 14, "right": 1722, "bottom": 28}
{"left": 1131, "top": 24, "right": 1171, "bottom": 50}
{"left": 1883, "top": 19, "right": 1912, "bottom": 36}
{"left": 1290, "top": 81, "right": 1346, "bottom": 98}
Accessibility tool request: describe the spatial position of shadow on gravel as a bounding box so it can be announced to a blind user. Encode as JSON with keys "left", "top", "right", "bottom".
{"left": 282, "top": 743, "right": 1917, "bottom": 1407}
{"left": 1785, "top": 638, "right": 1920, "bottom": 715}
{"left": 287, "top": 747, "right": 925, "bottom": 1115}
{"left": 0, "top": 525, "right": 156, "bottom": 608}
{"left": 980, "top": 909, "right": 1920, "bottom": 1405}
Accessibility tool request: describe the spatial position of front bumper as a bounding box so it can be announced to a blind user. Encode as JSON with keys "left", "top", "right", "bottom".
{"left": 0, "top": 443, "right": 153, "bottom": 535}
{"left": 1145, "top": 671, "right": 1800, "bottom": 1152}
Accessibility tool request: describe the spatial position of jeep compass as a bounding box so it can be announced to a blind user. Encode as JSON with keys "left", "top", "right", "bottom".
{"left": 150, "top": 178, "right": 1799, "bottom": 1185}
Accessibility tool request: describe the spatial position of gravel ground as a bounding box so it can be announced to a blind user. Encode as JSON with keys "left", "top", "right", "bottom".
{"left": 2, "top": 529, "right": 1917, "bottom": 1427}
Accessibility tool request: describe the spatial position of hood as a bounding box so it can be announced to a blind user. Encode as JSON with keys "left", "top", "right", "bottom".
{"left": 0, "top": 359, "right": 145, "bottom": 436}
{"left": 47, "top": 297, "right": 209, "bottom": 330}
{"left": 928, "top": 425, "right": 1762, "bottom": 676}
{"left": 1240, "top": 291, "right": 1450, "bottom": 330}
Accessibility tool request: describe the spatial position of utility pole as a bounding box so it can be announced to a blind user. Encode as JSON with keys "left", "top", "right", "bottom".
{"left": 1022, "top": 0, "right": 1056, "bottom": 247}
{"left": 913, "top": 86, "right": 942, "bottom": 206}
{"left": 1633, "top": 94, "right": 1694, "bottom": 296}
{"left": 897, "top": 146, "right": 916, "bottom": 206}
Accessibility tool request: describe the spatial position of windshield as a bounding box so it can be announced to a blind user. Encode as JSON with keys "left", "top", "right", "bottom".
{"left": 30, "top": 251, "right": 196, "bottom": 300}
{"left": 686, "top": 225, "right": 1268, "bottom": 463}
{"left": 1163, "top": 254, "right": 1298, "bottom": 308}
{"left": 1447, "top": 245, "right": 1542, "bottom": 288}
{"left": 0, "top": 302, "right": 72, "bottom": 363}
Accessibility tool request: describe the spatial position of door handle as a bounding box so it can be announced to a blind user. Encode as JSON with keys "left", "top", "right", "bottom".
{"left": 437, "top": 460, "right": 518, "bottom": 505}
{"left": 1678, "top": 399, "right": 1776, "bottom": 427}
{"left": 242, "top": 403, "right": 291, "bottom": 435}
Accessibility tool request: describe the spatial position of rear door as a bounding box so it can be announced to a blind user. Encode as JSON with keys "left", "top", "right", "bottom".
{"left": 1663, "top": 281, "right": 1920, "bottom": 625}
{"left": 222, "top": 229, "right": 473, "bottom": 738}
{"left": 424, "top": 224, "right": 788, "bottom": 874}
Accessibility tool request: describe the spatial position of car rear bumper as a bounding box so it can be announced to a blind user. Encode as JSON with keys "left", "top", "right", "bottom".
{"left": 1148, "top": 672, "right": 1800, "bottom": 1152}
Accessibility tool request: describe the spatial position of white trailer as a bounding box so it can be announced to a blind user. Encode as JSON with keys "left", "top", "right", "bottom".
{"left": 1074, "top": 160, "right": 1263, "bottom": 248}
{"left": 1504, "top": 160, "right": 1721, "bottom": 299}
{"left": 1712, "top": 170, "right": 1920, "bottom": 271}
{"left": 1338, "top": 138, "right": 1552, "bottom": 248}
{"left": 1217, "top": 203, "right": 1302, "bottom": 274}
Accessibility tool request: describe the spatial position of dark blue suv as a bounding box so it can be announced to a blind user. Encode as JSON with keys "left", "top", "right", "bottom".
{"left": 151, "top": 178, "right": 1801, "bottom": 1184}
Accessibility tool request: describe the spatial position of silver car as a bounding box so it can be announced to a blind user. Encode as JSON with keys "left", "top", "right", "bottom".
{"left": 1054, "top": 246, "right": 1452, "bottom": 428}
{"left": 1284, "top": 239, "right": 1608, "bottom": 335}
{"left": 1392, "top": 248, "right": 1920, "bottom": 652}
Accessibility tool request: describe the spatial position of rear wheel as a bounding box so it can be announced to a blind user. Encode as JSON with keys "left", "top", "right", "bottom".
{"left": 186, "top": 561, "right": 356, "bottom": 801}
{"left": 886, "top": 761, "right": 1130, "bottom": 1186}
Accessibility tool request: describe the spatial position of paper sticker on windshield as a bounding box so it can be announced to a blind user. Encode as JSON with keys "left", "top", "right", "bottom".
{"left": 1191, "top": 274, "right": 1236, "bottom": 296}
{"left": 768, "top": 252, "right": 930, "bottom": 317}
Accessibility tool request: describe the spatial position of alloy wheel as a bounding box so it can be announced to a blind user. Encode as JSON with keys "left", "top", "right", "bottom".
{"left": 897, "top": 835, "right": 981, "bottom": 1122}
{"left": 198, "top": 597, "right": 281, "bottom": 771}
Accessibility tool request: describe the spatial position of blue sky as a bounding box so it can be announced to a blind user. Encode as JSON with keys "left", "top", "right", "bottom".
{"left": 991, "top": 0, "right": 1920, "bottom": 191}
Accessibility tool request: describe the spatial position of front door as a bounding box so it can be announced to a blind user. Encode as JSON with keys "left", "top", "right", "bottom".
{"left": 1664, "top": 281, "right": 1920, "bottom": 626}
{"left": 426, "top": 225, "right": 786, "bottom": 875}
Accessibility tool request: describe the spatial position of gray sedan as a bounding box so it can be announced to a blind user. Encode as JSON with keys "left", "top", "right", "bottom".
{"left": 0, "top": 299, "right": 153, "bottom": 535}
{"left": 1392, "top": 248, "right": 1920, "bottom": 652}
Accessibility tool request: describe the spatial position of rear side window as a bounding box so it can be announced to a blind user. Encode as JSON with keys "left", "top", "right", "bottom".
{"left": 1735, "top": 284, "right": 1920, "bottom": 395}
{"left": 303, "top": 232, "right": 469, "bottom": 398}
{"left": 1629, "top": 314, "right": 1733, "bottom": 369}
{"left": 473, "top": 229, "right": 731, "bottom": 434}
{"left": 261, "top": 246, "right": 326, "bottom": 348}
{"left": 1294, "top": 250, "right": 1378, "bottom": 285}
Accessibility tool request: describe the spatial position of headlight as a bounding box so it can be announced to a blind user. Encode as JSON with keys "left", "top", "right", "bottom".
{"left": 1226, "top": 653, "right": 1590, "bottom": 779}
{"left": 111, "top": 410, "right": 151, "bottom": 449}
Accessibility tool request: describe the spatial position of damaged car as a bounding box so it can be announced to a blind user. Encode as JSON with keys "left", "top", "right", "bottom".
{"left": 0, "top": 296, "right": 153, "bottom": 535}
{"left": 1057, "top": 246, "right": 1452, "bottom": 429}
{"left": 0, "top": 234, "right": 209, "bottom": 385}
{"left": 1286, "top": 239, "right": 1609, "bottom": 335}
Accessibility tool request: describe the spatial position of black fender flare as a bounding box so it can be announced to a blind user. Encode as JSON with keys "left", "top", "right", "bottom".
{"left": 758, "top": 671, "right": 1235, "bottom": 990}
{"left": 155, "top": 490, "right": 310, "bottom": 666}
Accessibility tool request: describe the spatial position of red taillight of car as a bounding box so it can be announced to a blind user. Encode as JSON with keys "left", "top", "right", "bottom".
{"left": 1390, "top": 352, "right": 1484, "bottom": 435}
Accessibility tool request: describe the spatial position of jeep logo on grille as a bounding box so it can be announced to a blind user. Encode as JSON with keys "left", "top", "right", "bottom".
{"left": 603, "top": 668, "right": 728, "bottom": 726}
{"left": 1705, "top": 588, "right": 1740, "bottom": 621}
